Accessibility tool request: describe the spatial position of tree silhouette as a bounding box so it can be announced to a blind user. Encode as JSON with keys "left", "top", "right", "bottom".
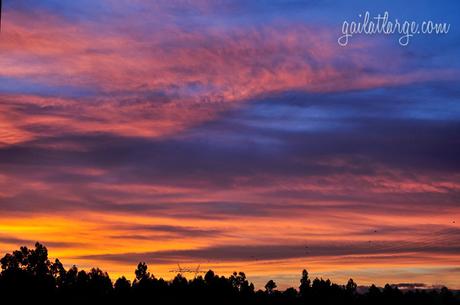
{"left": 134, "top": 262, "right": 150, "bottom": 282}
{"left": 0, "top": 243, "right": 459, "bottom": 305}
{"left": 265, "top": 279, "right": 277, "bottom": 294}
{"left": 299, "top": 269, "right": 311, "bottom": 298}
{"left": 114, "top": 276, "right": 131, "bottom": 292}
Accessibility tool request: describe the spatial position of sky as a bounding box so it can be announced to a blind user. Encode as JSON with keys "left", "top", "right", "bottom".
{"left": 0, "top": 0, "right": 459, "bottom": 289}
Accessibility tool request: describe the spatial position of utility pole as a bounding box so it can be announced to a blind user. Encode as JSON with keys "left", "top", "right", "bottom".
{"left": 169, "top": 264, "right": 206, "bottom": 278}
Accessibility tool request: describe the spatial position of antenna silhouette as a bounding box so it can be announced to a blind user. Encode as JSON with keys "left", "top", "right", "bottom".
{"left": 0, "top": 0, "right": 3, "bottom": 32}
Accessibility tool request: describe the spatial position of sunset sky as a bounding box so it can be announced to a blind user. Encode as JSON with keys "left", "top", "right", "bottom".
{"left": 0, "top": 0, "right": 459, "bottom": 289}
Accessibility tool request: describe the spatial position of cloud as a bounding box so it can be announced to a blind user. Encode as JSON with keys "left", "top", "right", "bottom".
{"left": 0, "top": 93, "right": 459, "bottom": 218}
{"left": 77, "top": 238, "right": 460, "bottom": 265}
{"left": 0, "top": 235, "right": 81, "bottom": 248}
{"left": 110, "top": 224, "right": 225, "bottom": 239}
{"left": 1, "top": 4, "right": 458, "bottom": 146}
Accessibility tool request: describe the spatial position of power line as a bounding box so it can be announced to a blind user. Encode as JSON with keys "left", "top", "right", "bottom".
{"left": 169, "top": 264, "right": 206, "bottom": 278}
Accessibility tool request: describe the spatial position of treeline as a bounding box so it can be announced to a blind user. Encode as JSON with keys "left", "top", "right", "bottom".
{"left": 0, "top": 243, "right": 458, "bottom": 305}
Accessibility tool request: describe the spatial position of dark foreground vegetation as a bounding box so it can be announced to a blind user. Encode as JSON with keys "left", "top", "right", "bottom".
{"left": 0, "top": 243, "right": 458, "bottom": 305}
